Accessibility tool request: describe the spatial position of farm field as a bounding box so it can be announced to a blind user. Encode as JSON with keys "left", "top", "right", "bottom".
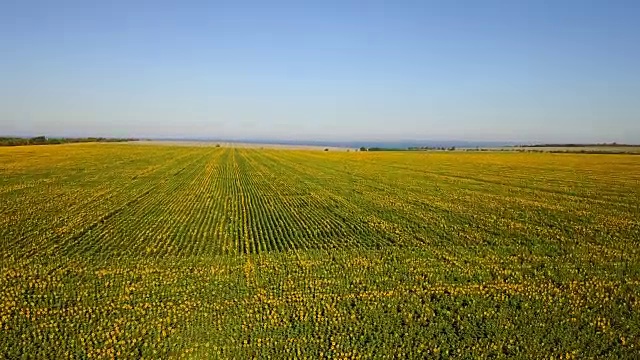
{"left": 1, "top": 144, "right": 639, "bottom": 358}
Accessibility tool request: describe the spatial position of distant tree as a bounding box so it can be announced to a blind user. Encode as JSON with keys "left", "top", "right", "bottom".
{"left": 359, "top": 147, "right": 367, "bottom": 152}
{"left": 30, "top": 136, "right": 47, "bottom": 144}
{"left": 0, "top": 136, "right": 139, "bottom": 147}
{"left": 215, "top": 144, "right": 221, "bottom": 147}
{"left": 324, "top": 148, "right": 329, "bottom": 151}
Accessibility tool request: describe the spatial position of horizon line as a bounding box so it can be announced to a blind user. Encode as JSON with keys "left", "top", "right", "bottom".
{"left": 2, "top": 134, "right": 638, "bottom": 146}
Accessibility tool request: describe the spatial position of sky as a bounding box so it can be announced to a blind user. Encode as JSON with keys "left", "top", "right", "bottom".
{"left": 1, "top": 0, "right": 639, "bottom": 143}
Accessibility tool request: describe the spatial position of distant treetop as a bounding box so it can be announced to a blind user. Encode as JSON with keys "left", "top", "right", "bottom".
{"left": 0, "top": 137, "right": 138, "bottom": 147}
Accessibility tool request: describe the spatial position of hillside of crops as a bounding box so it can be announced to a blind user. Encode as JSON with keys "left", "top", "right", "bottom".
{"left": 1, "top": 143, "right": 639, "bottom": 358}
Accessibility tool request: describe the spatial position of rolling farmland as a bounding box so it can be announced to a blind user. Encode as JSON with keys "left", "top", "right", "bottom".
{"left": 1, "top": 143, "right": 639, "bottom": 358}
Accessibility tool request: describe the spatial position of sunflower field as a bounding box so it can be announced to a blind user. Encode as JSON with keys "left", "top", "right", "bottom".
{"left": 1, "top": 144, "right": 639, "bottom": 358}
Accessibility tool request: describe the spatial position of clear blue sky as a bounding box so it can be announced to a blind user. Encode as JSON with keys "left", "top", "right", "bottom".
{"left": 1, "top": 0, "right": 639, "bottom": 143}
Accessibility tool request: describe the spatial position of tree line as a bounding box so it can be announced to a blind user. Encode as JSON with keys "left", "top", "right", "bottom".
{"left": 0, "top": 136, "right": 138, "bottom": 147}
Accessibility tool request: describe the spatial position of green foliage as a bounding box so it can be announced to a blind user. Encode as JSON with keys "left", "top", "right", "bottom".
{"left": 0, "top": 136, "right": 137, "bottom": 146}
{"left": 366, "top": 147, "right": 406, "bottom": 151}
